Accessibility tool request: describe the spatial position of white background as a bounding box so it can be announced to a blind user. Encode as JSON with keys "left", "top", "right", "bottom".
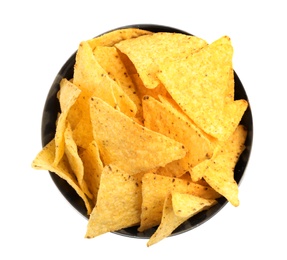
{"left": 1, "top": 0, "right": 286, "bottom": 259}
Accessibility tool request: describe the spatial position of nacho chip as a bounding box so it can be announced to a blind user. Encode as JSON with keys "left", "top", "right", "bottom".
{"left": 157, "top": 36, "right": 247, "bottom": 140}
{"left": 158, "top": 36, "right": 232, "bottom": 112}
{"left": 143, "top": 95, "right": 215, "bottom": 177}
{"left": 147, "top": 192, "right": 216, "bottom": 246}
{"left": 69, "top": 41, "right": 115, "bottom": 148}
{"left": 115, "top": 32, "right": 208, "bottom": 89}
{"left": 218, "top": 100, "right": 248, "bottom": 140}
{"left": 87, "top": 28, "right": 152, "bottom": 50}
{"left": 31, "top": 139, "right": 92, "bottom": 214}
{"left": 138, "top": 173, "right": 220, "bottom": 232}
{"left": 79, "top": 140, "right": 103, "bottom": 206}
{"left": 64, "top": 123, "right": 92, "bottom": 199}
{"left": 85, "top": 165, "right": 143, "bottom": 238}
{"left": 53, "top": 78, "right": 81, "bottom": 166}
{"left": 127, "top": 73, "right": 171, "bottom": 124}
{"left": 191, "top": 125, "right": 247, "bottom": 206}
{"left": 172, "top": 192, "right": 217, "bottom": 218}
{"left": 147, "top": 193, "right": 181, "bottom": 246}
{"left": 131, "top": 75, "right": 170, "bottom": 102}
{"left": 93, "top": 46, "right": 140, "bottom": 116}
{"left": 71, "top": 41, "right": 138, "bottom": 148}
{"left": 89, "top": 97, "right": 187, "bottom": 174}
{"left": 73, "top": 41, "right": 117, "bottom": 105}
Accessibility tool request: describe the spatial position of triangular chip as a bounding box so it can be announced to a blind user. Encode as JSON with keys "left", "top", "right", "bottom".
{"left": 147, "top": 192, "right": 216, "bottom": 246}
{"left": 71, "top": 41, "right": 138, "bottom": 148}
{"left": 147, "top": 193, "right": 182, "bottom": 246}
{"left": 191, "top": 125, "right": 247, "bottom": 206}
{"left": 138, "top": 173, "right": 220, "bottom": 232}
{"left": 64, "top": 123, "right": 92, "bottom": 199}
{"left": 157, "top": 36, "right": 247, "bottom": 140}
{"left": 218, "top": 100, "right": 248, "bottom": 140}
{"left": 85, "top": 165, "right": 143, "bottom": 238}
{"left": 53, "top": 78, "right": 81, "bottom": 166}
{"left": 89, "top": 97, "right": 187, "bottom": 174}
{"left": 31, "top": 139, "right": 92, "bottom": 215}
{"left": 87, "top": 27, "right": 153, "bottom": 123}
{"left": 79, "top": 140, "right": 104, "bottom": 206}
{"left": 143, "top": 95, "right": 215, "bottom": 177}
{"left": 93, "top": 46, "right": 140, "bottom": 117}
{"left": 171, "top": 192, "right": 217, "bottom": 218}
{"left": 73, "top": 41, "right": 117, "bottom": 105}
{"left": 69, "top": 41, "right": 116, "bottom": 148}
{"left": 115, "top": 32, "right": 207, "bottom": 89}
{"left": 87, "top": 28, "right": 152, "bottom": 49}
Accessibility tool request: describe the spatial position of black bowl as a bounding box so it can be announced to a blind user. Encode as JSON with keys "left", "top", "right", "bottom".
{"left": 41, "top": 24, "right": 253, "bottom": 238}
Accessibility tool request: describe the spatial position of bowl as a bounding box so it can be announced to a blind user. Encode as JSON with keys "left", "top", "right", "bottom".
{"left": 41, "top": 24, "right": 253, "bottom": 238}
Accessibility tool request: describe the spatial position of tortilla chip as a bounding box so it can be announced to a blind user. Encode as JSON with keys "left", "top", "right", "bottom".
{"left": 87, "top": 28, "right": 152, "bottom": 49}
{"left": 143, "top": 95, "right": 215, "bottom": 177}
{"left": 138, "top": 173, "right": 220, "bottom": 232}
{"left": 85, "top": 165, "right": 143, "bottom": 238}
{"left": 31, "top": 139, "right": 92, "bottom": 215}
{"left": 115, "top": 32, "right": 207, "bottom": 89}
{"left": 71, "top": 41, "right": 138, "bottom": 148}
{"left": 172, "top": 192, "right": 217, "bottom": 218}
{"left": 127, "top": 73, "right": 171, "bottom": 124}
{"left": 73, "top": 41, "right": 117, "bottom": 104}
{"left": 53, "top": 78, "right": 81, "bottom": 166}
{"left": 191, "top": 125, "right": 247, "bottom": 206}
{"left": 157, "top": 36, "right": 247, "bottom": 140}
{"left": 89, "top": 97, "right": 187, "bottom": 174}
{"left": 64, "top": 123, "right": 92, "bottom": 199}
{"left": 147, "top": 192, "right": 216, "bottom": 246}
{"left": 79, "top": 140, "right": 103, "bottom": 206}
{"left": 147, "top": 193, "right": 181, "bottom": 246}
{"left": 93, "top": 46, "right": 140, "bottom": 117}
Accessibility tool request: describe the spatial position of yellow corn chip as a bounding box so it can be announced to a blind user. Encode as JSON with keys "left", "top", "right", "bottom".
{"left": 143, "top": 95, "right": 215, "bottom": 177}
{"left": 172, "top": 192, "right": 217, "bottom": 218}
{"left": 71, "top": 41, "right": 138, "bottom": 148}
{"left": 191, "top": 125, "right": 247, "bottom": 206}
{"left": 157, "top": 36, "right": 247, "bottom": 141}
{"left": 147, "top": 192, "right": 216, "bottom": 246}
{"left": 31, "top": 139, "right": 92, "bottom": 215}
{"left": 89, "top": 97, "right": 187, "bottom": 174}
{"left": 53, "top": 78, "right": 81, "bottom": 166}
{"left": 93, "top": 46, "right": 140, "bottom": 117}
{"left": 73, "top": 41, "right": 117, "bottom": 105}
{"left": 147, "top": 193, "right": 181, "bottom": 246}
{"left": 138, "top": 173, "right": 220, "bottom": 232}
{"left": 115, "top": 32, "right": 207, "bottom": 89}
{"left": 79, "top": 140, "right": 103, "bottom": 206}
{"left": 85, "top": 165, "right": 143, "bottom": 238}
{"left": 64, "top": 123, "right": 92, "bottom": 199}
{"left": 87, "top": 28, "right": 152, "bottom": 49}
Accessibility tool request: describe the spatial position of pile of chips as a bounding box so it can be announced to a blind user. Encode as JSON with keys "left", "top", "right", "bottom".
{"left": 32, "top": 28, "right": 248, "bottom": 246}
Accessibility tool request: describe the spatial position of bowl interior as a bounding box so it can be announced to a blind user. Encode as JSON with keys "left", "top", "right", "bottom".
{"left": 41, "top": 24, "right": 253, "bottom": 238}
